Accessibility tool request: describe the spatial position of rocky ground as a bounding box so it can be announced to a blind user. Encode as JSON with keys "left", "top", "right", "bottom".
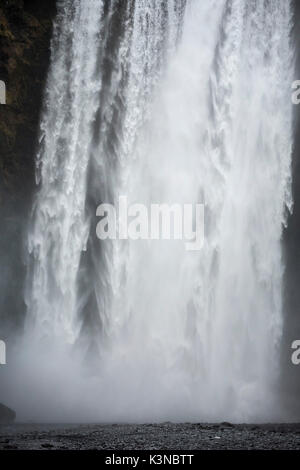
{"left": 0, "top": 422, "right": 300, "bottom": 450}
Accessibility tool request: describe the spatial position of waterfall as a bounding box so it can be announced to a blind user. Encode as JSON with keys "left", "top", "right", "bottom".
{"left": 19, "top": 0, "right": 294, "bottom": 422}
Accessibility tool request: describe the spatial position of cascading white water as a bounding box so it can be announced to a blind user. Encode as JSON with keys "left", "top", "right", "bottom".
{"left": 25, "top": 0, "right": 184, "bottom": 343}
{"left": 15, "top": 0, "right": 294, "bottom": 422}
{"left": 26, "top": 0, "right": 105, "bottom": 343}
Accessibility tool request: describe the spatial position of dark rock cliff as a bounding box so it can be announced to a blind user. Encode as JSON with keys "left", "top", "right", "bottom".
{"left": 0, "top": 0, "right": 56, "bottom": 207}
{"left": 0, "top": 0, "right": 56, "bottom": 335}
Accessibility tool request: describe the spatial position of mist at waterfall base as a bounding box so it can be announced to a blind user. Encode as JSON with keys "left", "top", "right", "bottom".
{"left": 0, "top": 0, "right": 296, "bottom": 423}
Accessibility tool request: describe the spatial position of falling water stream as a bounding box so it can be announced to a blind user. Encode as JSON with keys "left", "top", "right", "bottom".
{"left": 2, "top": 0, "right": 294, "bottom": 422}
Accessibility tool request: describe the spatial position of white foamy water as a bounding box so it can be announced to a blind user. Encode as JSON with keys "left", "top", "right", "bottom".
{"left": 3, "top": 0, "right": 293, "bottom": 422}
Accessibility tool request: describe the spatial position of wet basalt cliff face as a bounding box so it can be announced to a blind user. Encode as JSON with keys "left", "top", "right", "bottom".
{"left": 0, "top": 0, "right": 56, "bottom": 334}
{"left": 0, "top": 0, "right": 56, "bottom": 206}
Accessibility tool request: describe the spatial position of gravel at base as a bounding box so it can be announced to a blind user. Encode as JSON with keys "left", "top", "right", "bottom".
{"left": 1, "top": 423, "right": 300, "bottom": 450}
